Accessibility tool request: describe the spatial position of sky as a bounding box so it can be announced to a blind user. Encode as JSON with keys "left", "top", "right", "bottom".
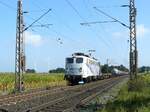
{"left": 0, "top": 0, "right": 150, "bottom": 72}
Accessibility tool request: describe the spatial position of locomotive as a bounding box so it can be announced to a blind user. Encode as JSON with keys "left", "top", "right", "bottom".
{"left": 65, "top": 53, "right": 102, "bottom": 84}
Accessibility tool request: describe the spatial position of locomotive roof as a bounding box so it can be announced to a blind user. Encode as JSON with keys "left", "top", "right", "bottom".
{"left": 72, "top": 52, "right": 98, "bottom": 61}
{"left": 72, "top": 52, "right": 90, "bottom": 57}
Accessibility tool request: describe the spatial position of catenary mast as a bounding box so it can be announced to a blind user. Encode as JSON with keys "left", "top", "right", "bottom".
{"left": 15, "top": 0, "right": 25, "bottom": 92}
{"left": 129, "top": 0, "right": 137, "bottom": 80}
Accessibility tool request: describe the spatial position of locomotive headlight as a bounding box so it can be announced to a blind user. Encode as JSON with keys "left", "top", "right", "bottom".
{"left": 79, "top": 67, "right": 82, "bottom": 72}
{"left": 66, "top": 68, "right": 69, "bottom": 72}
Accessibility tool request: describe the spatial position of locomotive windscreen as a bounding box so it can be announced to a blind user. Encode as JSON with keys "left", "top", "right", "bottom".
{"left": 66, "top": 58, "right": 74, "bottom": 63}
{"left": 76, "top": 58, "right": 83, "bottom": 63}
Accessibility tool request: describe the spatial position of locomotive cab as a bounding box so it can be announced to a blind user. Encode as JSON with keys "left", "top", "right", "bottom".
{"left": 65, "top": 57, "right": 84, "bottom": 84}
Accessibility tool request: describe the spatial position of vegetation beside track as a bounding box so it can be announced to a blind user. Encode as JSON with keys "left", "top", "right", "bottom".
{"left": 99, "top": 74, "right": 150, "bottom": 112}
{"left": 0, "top": 73, "right": 66, "bottom": 94}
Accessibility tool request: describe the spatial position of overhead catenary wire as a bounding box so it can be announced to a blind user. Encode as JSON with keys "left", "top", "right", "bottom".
{"left": 51, "top": 10, "right": 75, "bottom": 33}
{"left": 81, "top": 0, "right": 116, "bottom": 48}
{"left": 94, "top": 5, "right": 127, "bottom": 8}
{"left": 93, "top": 6, "right": 133, "bottom": 49}
{"left": 49, "top": 27, "right": 85, "bottom": 47}
{"left": 80, "top": 0, "right": 129, "bottom": 62}
{"left": 51, "top": 10, "right": 93, "bottom": 48}
{"left": 65, "top": 0, "right": 86, "bottom": 22}
{"left": 29, "top": 0, "right": 48, "bottom": 13}
{"left": 0, "top": 1, "right": 51, "bottom": 31}
{"left": 46, "top": 27, "right": 90, "bottom": 51}
{"left": 80, "top": 20, "right": 117, "bottom": 26}
{"left": 82, "top": 0, "right": 93, "bottom": 18}
{"left": 93, "top": 7, "right": 129, "bottom": 29}
{"left": 28, "top": 0, "right": 92, "bottom": 49}
{"left": 25, "top": 15, "right": 51, "bottom": 29}
{"left": 0, "top": 1, "right": 16, "bottom": 10}
{"left": 91, "top": 5, "right": 128, "bottom": 54}
{"left": 65, "top": 0, "right": 111, "bottom": 48}
{"left": 24, "top": 9, "right": 52, "bottom": 31}
{"left": 31, "top": 24, "right": 53, "bottom": 28}
{"left": 27, "top": 0, "right": 110, "bottom": 49}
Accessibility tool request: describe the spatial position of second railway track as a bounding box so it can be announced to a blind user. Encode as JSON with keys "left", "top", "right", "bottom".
{"left": 0, "top": 75, "right": 128, "bottom": 112}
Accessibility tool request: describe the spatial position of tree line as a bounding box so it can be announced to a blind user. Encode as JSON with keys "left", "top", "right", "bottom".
{"left": 25, "top": 66, "right": 150, "bottom": 74}
{"left": 101, "top": 64, "right": 129, "bottom": 73}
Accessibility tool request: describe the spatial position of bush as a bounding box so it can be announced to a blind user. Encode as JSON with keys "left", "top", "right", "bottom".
{"left": 26, "top": 69, "right": 36, "bottom": 73}
{"left": 128, "top": 76, "right": 146, "bottom": 92}
{"left": 49, "top": 68, "right": 65, "bottom": 73}
{"left": 99, "top": 74, "right": 150, "bottom": 112}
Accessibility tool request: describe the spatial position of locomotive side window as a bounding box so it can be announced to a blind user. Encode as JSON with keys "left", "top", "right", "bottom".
{"left": 66, "top": 58, "right": 74, "bottom": 63}
{"left": 76, "top": 58, "right": 83, "bottom": 63}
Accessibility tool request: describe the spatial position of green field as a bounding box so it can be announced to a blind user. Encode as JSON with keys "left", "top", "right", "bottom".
{"left": 0, "top": 73, "right": 67, "bottom": 94}
{"left": 99, "top": 74, "right": 150, "bottom": 112}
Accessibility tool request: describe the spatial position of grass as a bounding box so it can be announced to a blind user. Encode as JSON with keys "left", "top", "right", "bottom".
{"left": 0, "top": 73, "right": 66, "bottom": 94}
{"left": 99, "top": 74, "right": 150, "bottom": 112}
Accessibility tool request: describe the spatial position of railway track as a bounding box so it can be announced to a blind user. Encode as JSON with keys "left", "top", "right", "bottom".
{"left": 0, "top": 75, "right": 128, "bottom": 112}
{"left": 0, "top": 86, "right": 68, "bottom": 105}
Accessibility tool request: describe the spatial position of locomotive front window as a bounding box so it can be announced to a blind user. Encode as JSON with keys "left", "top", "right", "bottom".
{"left": 76, "top": 58, "right": 83, "bottom": 63}
{"left": 66, "top": 58, "right": 73, "bottom": 63}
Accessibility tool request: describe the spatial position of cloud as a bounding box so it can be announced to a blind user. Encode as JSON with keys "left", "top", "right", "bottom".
{"left": 112, "top": 31, "right": 127, "bottom": 38}
{"left": 137, "top": 24, "right": 150, "bottom": 37}
{"left": 25, "top": 31, "right": 44, "bottom": 47}
{"left": 112, "top": 24, "right": 150, "bottom": 38}
{"left": 112, "top": 30, "right": 128, "bottom": 39}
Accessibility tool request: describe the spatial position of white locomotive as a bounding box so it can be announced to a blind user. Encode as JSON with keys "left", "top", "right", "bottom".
{"left": 65, "top": 53, "right": 102, "bottom": 84}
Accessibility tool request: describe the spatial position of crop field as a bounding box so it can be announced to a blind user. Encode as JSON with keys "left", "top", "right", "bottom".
{"left": 99, "top": 73, "right": 150, "bottom": 112}
{"left": 0, "top": 73, "right": 67, "bottom": 94}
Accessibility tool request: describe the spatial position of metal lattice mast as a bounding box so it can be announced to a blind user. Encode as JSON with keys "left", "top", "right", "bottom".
{"left": 129, "top": 0, "right": 137, "bottom": 80}
{"left": 15, "top": 0, "right": 25, "bottom": 92}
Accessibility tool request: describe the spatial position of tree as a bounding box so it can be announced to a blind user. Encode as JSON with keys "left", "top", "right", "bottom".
{"left": 138, "top": 66, "right": 150, "bottom": 73}
{"left": 101, "top": 64, "right": 128, "bottom": 73}
{"left": 26, "top": 69, "right": 36, "bottom": 73}
{"left": 101, "top": 64, "right": 109, "bottom": 73}
{"left": 49, "top": 68, "right": 65, "bottom": 73}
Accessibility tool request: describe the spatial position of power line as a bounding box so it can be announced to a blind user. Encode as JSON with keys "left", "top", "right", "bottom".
{"left": 52, "top": 10, "right": 75, "bottom": 33}
{"left": 31, "top": 24, "right": 53, "bottom": 28}
{"left": 29, "top": 0, "right": 47, "bottom": 13}
{"left": 92, "top": 6, "right": 130, "bottom": 51}
{"left": 94, "top": 7, "right": 129, "bottom": 29}
{"left": 22, "top": 0, "right": 91, "bottom": 48}
{"left": 82, "top": 0, "right": 93, "bottom": 18}
{"left": 51, "top": 11, "right": 94, "bottom": 48}
{"left": 81, "top": 0, "right": 116, "bottom": 49}
{"left": 65, "top": 0, "right": 111, "bottom": 48}
{"left": 89, "top": 5, "right": 128, "bottom": 54}
{"left": 25, "top": 16, "right": 53, "bottom": 29}
{"left": 95, "top": 5, "right": 127, "bottom": 8}
{"left": 0, "top": 1, "right": 16, "bottom": 10}
{"left": 0, "top": 1, "right": 50, "bottom": 30}
{"left": 65, "top": 0, "right": 86, "bottom": 22}
{"left": 26, "top": 0, "right": 86, "bottom": 47}
{"left": 81, "top": 20, "right": 117, "bottom": 26}
{"left": 24, "top": 9, "right": 52, "bottom": 31}
{"left": 49, "top": 27, "right": 89, "bottom": 48}
{"left": 31, "top": 1, "right": 94, "bottom": 48}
